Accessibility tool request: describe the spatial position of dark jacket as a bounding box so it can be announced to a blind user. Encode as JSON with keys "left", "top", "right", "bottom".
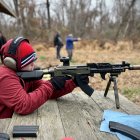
{"left": 0, "top": 35, "right": 6, "bottom": 49}
{"left": 54, "top": 33, "right": 63, "bottom": 47}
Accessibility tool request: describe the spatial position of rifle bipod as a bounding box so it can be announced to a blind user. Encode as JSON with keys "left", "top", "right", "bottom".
{"left": 104, "top": 74, "right": 120, "bottom": 109}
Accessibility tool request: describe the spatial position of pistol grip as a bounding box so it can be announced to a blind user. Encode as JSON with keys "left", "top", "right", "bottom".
{"left": 75, "top": 75, "right": 94, "bottom": 96}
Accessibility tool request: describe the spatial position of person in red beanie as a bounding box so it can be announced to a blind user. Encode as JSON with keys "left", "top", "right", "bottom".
{"left": 0, "top": 37, "right": 89, "bottom": 119}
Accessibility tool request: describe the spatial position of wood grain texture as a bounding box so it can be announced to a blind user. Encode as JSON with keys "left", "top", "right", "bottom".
{"left": 1, "top": 91, "right": 139, "bottom": 140}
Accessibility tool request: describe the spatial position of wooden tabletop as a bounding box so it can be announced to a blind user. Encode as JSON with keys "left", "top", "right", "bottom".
{"left": 0, "top": 91, "right": 140, "bottom": 140}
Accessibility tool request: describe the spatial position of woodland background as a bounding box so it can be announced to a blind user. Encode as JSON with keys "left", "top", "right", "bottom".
{"left": 0, "top": 0, "right": 140, "bottom": 105}
{"left": 1, "top": 0, "right": 140, "bottom": 42}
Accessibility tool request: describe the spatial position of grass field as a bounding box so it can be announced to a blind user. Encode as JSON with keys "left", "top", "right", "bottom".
{"left": 33, "top": 40, "right": 140, "bottom": 105}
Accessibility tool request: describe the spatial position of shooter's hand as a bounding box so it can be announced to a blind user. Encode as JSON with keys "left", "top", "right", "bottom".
{"left": 50, "top": 76, "right": 71, "bottom": 90}
{"left": 74, "top": 74, "right": 89, "bottom": 87}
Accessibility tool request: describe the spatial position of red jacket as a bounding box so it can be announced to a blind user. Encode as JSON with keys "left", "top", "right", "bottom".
{"left": 0, "top": 66, "right": 76, "bottom": 119}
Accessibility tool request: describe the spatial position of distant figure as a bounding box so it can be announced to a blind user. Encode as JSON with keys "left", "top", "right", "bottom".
{"left": 65, "top": 34, "right": 81, "bottom": 60}
{"left": 0, "top": 31, "right": 6, "bottom": 49}
{"left": 53, "top": 32, "right": 63, "bottom": 59}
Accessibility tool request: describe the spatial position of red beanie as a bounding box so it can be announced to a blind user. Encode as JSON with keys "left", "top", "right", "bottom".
{"left": 1, "top": 38, "right": 36, "bottom": 70}
{"left": 17, "top": 41, "right": 36, "bottom": 68}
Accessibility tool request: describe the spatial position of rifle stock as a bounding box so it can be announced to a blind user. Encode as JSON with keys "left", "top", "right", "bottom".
{"left": 17, "top": 67, "right": 94, "bottom": 96}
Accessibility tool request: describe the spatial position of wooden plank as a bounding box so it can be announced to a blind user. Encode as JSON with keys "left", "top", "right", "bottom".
{"left": 57, "top": 92, "right": 117, "bottom": 140}
{"left": 6, "top": 111, "right": 38, "bottom": 140}
{"left": 0, "top": 119, "right": 11, "bottom": 132}
{"left": 36, "top": 100, "right": 65, "bottom": 140}
{"left": 91, "top": 90, "right": 140, "bottom": 140}
{"left": 91, "top": 91, "right": 127, "bottom": 113}
{"left": 57, "top": 93, "right": 97, "bottom": 140}
{"left": 72, "top": 92, "right": 118, "bottom": 140}
{"left": 105, "top": 90, "right": 140, "bottom": 114}
{"left": 1, "top": 90, "right": 139, "bottom": 140}
{"left": 93, "top": 90, "right": 140, "bottom": 114}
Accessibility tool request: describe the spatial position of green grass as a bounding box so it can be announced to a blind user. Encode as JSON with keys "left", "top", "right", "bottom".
{"left": 39, "top": 56, "right": 46, "bottom": 60}
{"left": 122, "top": 87, "right": 140, "bottom": 99}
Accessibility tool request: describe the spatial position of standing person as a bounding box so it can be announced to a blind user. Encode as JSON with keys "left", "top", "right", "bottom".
{"left": 53, "top": 32, "right": 63, "bottom": 59}
{"left": 65, "top": 34, "right": 81, "bottom": 60}
{"left": 0, "top": 36, "right": 89, "bottom": 119}
{"left": 0, "top": 31, "right": 7, "bottom": 49}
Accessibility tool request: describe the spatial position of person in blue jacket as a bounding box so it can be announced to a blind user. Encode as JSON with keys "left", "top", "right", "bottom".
{"left": 65, "top": 34, "right": 81, "bottom": 60}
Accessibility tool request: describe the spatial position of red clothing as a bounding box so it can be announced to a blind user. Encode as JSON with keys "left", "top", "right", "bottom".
{"left": 0, "top": 66, "right": 76, "bottom": 119}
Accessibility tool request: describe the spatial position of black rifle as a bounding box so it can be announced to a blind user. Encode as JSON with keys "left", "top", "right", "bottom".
{"left": 17, "top": 57, "right": 140, "bottom": 109}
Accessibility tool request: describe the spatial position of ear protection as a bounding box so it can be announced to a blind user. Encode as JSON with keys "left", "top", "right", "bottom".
{"left": 2, "top": 37, "right": 29, "bottom": 70}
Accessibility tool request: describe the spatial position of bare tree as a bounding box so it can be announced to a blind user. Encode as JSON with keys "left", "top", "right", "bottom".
{"left": 114, "top": 0, "right": 136, "bottom": 40}
{"left": 13, "top": 0, "right": 25, "bottom": 36}
{"left": 1, "top": 0, "right": 140, "bottom": 41}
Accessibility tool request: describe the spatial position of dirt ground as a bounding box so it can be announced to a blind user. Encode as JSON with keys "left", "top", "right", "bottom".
{"left": 33, "top": 40, "right": 140, "bottom": 106}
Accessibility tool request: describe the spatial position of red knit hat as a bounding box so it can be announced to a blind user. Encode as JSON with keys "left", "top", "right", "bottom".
{"left": 0, "top": 38, "right": 37, "bottom": 70}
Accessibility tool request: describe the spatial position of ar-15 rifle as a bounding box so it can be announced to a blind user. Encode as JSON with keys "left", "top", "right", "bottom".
{"left": 17, "top": 57, "right": 140, "bottom": 109}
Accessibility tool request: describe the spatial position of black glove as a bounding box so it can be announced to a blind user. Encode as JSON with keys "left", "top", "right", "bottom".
{"left": 74, "top": 74, "right": 89, "bottom": 87}
{"left": 50, "top": 76, "right": 71, "bottom": 90}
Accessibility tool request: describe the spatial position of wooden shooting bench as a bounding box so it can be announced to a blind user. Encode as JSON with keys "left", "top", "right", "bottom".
{"left": 0, "top": 91, "right": 140, "bottom": 140}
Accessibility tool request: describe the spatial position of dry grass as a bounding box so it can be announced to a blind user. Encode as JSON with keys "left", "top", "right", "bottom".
{"left": 33, "top": 40, "right": 140, "bottom": 105}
